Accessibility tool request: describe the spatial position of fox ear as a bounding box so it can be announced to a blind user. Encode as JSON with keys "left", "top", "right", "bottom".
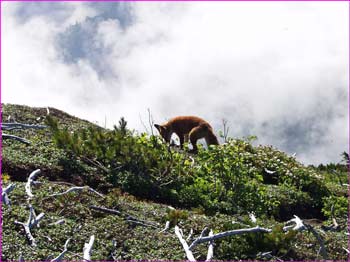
{"left": 154, "top": 124, "right": 161, "bottom": 131}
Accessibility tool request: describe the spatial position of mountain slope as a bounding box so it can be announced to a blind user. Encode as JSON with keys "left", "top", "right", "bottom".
{"left": 1, "top": 103, "right": 348, "bottom": 260}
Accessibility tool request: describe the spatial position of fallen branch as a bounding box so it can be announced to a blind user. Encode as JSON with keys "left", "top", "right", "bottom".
{"left": 25, "top": 169, "right": 41, "bottom": 199}
{"left": 49, "top": 219, "right": 65, "bottom": 226}
{"left": 1, "top": 122, "right": 47, "bottom": 131}
{"left": 14, "top": 220, "right": 36, "bottom": 247}
{"left": 2, "top": 134, "right": 31, "bottom": 145}
{"left": 189, "top": 226, "right": 271, "bottom": 250}
{"left": 2, "top": 183, "right": 16, "bottom": 205}
{"left": 186, "top": 228, "right": 194, "bottom": 241}
{"left": 175, "top": 226, "right": 196, "bottom": 261}
{"left": 83, "top": 235, "right": 95, "bottom": 261}
{"left": 89, "top": 205, "right": 122, "bottom": 216}
{"left": 305, "top": 224, "right": 328, "bottom": 260}
{"left": 51, "top": 238, "right": 70, "bottom": 262}
{"left": 14, "top": 205, "right": 45, "bottom": 247}
{"left": 283, "top": 215, "right": 306, "bottom": 232}
{"left": 48, "top": 186, "right": 104, "bottom": 198}
{"left": 159, "top": 221, "right": 170, "bottom": 233}
{"left": 206, "top": 230, "right": 214, "bottom": 261}
{"left": 80, "top": 156, "right": 110, "bottom": 173}
{"left": 90, "top": 205, "right": 158, "bottom": 228}
{"left": 283, "top": 215, "right": 328, "bottom": 260}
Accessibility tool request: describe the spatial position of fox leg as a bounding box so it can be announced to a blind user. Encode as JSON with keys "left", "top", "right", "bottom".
{"left": 189, "top": 126, "right": 206, "bottom": 152}
{"left": 184, "top": 134, "right": 189, "bottom": 143}
{"left": 179, "top": 135, "right": 185, "bottom": 149}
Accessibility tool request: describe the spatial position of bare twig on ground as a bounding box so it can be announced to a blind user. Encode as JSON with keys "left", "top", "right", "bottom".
{"left": 83, "top": 235, "right": 95, "bottom": 261}
{"left": 189, "top": 226, "right": 271, "bottom": 250}
{"left": 51, "top": 238, "right": 70, "bottom": 262}
{"left": 2, "top": 183, "right": 16, "bottom": 205}
{"left": 25, "top": 169, "right": 41, "bottom": 199}
{"left": 2, "top": 122, "right": 47, "bottom": 131}
{"left": 159, "top": 221, "right": 170, "bottom": 233}
{"left": 89, "top": 205, "right": 158, "bottom": 228}
{"left": 2, "top": 134, "right": 31, "bottom": 145}
{"left": 14, "top": 205, "right": 45, "bottom": 247}
{"left": 206, "top": 230, "right": 214, "bottom": 261}
{"left": 48, "top": 186, "right": 104, "bottom": 198}
{"left": 175, "top": 226, "right": 196, "bottom": 261}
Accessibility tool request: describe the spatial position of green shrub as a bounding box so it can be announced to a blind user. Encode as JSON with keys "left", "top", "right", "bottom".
{"left": 322, "top": 195, "right": 348, "bottom": 219}
{"left": 46, "top": 116, "right": 330, "bottom": 219}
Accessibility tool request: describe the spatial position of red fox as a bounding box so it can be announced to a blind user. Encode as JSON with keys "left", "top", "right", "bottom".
{"left": 154, "top": 116, "right": 219, "bottom": 152}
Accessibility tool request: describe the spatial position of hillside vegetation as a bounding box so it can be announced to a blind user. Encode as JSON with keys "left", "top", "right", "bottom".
{"left": 1, "top": 103, "right": 349, "bottom": 261}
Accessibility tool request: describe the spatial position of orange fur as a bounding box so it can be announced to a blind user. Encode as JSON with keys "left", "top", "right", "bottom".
{"left": 154, "top": 116, "right": 219, "bottom": 152}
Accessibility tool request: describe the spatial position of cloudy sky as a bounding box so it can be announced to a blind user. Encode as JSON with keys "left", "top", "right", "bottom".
{"left": 2, "top": 2, "right": 349, "bottom": 165}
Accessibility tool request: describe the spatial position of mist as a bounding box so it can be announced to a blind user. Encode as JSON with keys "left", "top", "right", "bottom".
{"left": 2, "top": 2, "right": 348, "bottom": 165}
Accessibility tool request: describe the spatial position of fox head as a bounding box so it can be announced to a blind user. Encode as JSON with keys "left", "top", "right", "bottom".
{"left": 154, "top": 124, "right": 172, "bottom": 143}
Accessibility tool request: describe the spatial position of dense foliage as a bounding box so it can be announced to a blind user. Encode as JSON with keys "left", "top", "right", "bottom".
{"left": 45, "top": 115, "right": 338, "bottom": 221}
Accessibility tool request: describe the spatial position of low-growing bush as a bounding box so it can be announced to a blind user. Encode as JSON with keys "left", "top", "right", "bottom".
{"left": 46, "top": 116, "right": 331, "bottom": 220}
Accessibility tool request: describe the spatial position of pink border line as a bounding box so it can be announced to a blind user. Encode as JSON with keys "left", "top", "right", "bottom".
{"left": 0, "top": 0, "right": 3, "bottom": 260}
{"left": 0, "top": 1, "right": 349, "bottom": 261}
{"left": 348, "top": 2, "right": 350, "bottom": 261}
{"left": 1, "top": 0, "right": 348, "bottom": 1}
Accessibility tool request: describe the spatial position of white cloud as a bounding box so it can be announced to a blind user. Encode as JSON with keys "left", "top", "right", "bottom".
{"left": 2, "top": 1, "right": 348, "bottom": 165}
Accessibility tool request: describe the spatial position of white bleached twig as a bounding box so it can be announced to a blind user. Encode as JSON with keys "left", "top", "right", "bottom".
{"left": 2, "top": 183, "right": 16, "bottom": 205}
{"left": 175, "top": 226, "right": 196, "bottom": 261}
{"left": 189, "top": 227, "right": 209, "bottom": 250}
{"left": 83, "top": 235, "right": 95, "bottom": 261}
{"left": 189, "top": 226, "right": 271, "bottom": 250}
{"left": 206, "top": 230, "right": 214, "bottom": 261}
{"left": 186, "top": 228, "right": 194, "bottom": 241}
{"left": 283, "top": 215, "right": 328, "bottom": 260}
{"left": 90, "top": 205, "right": 158, "bottom": 228}
{"left": 48, "top": 186, "right": 104, "bottom": 198}
{"left": 51, "top": 238, "right": 70, "bottom": 262}
{"left": 249, "top": 212, "right": 257, "bottom": 224}
{"left": 283, "top": 215, "right": 306, "bottom": 232}
{"left": 1, "top": 122, "right": 47, "bottom": 131}
{"left": 25, "top": 169, "right": 41, "bottom": 199}
{"left": 14, "top": 205, "right": 45, "bottom": 247}
{"left": 159, "top": 221, "right": 170, "bottom": 233}
{"left": 2, "top": 134, "right": 31, "bottom": 145}
{"left": 14, "top": 220, "right": 36, "bottom": 247}
{"left": 49, "top": 219, "right": 66, "bottom": 226}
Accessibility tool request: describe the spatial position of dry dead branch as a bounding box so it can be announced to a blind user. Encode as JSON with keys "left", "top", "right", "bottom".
{"left": 25, "top": 169, "right": 41, "bottom": 199}
{"left": 48, "top": 186, "right": 104, "bottom": 198}
{"left": 189, "top": 226, "right": 271, "bottom": 250}
{"left": 51, "top": 238, "right": 70, "bottom": 262}
{"left": 2, "top": 183, "right": 16, "bottom": 205}
{"left": 83, "top": 235, "right": 95, "bottom": 261}
{"left": 175, "top": 226, "right": 196, "bottom": 261}
{"left": 206, "top": 230, "right": 214, "bottom": 261}
{"left": 2, "top": 122, "right": 47, "bottom": 131}
{"left": 14, "top": 205, "right": 45, "bottom": 247}
{"left": 2, "top": 134, "right": 31, "bottom": 145}
{"left": 89, "top": 205, "right": 158, "bottom": 228}
{"left": 176, "top": 225, "right": 271, "bottom": 261}
{"left": 159, "top": 221, "right": 170, "bottom": 233}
